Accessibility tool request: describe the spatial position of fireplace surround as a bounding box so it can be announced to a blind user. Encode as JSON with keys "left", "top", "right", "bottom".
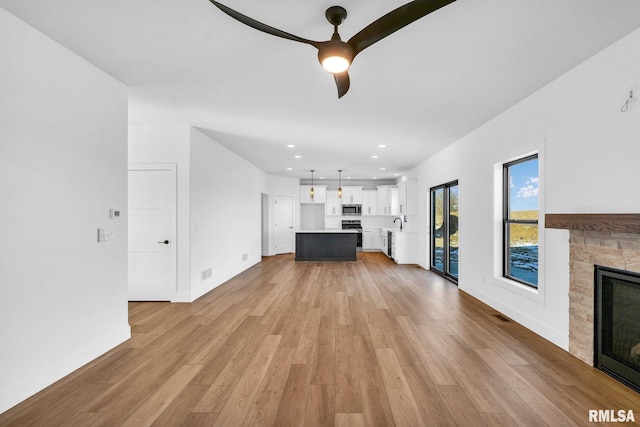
{"left": 546, "top": 213, "right": 640, "bottom": 389}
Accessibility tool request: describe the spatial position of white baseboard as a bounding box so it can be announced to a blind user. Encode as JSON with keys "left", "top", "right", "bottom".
{"left": 460, "top": 284, "right": 568, "bottom": 350}
{"left": 189, "top": 257, "right": 262, "bottom": 302}
{"left": 0, "top": 324, "right": 131, "bottom": 415}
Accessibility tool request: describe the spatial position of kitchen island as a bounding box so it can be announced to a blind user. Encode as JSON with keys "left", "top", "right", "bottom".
{"left": 295, "top": 229, "right": 358, "bottom": 261}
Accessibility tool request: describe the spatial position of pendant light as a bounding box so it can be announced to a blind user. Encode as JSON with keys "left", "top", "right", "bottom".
{"left": 337, "top": 169, "right": 343, "bottom": 199}
{"left": 310, "top": 170, "right": 315, "bottom": 201}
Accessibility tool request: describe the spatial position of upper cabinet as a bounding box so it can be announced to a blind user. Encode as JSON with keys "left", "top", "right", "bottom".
{"left": 377, "top": 185, "right": 399, "bottom": 216}
{"left": 398, "top": 180, "right": 418, "bottom": 215}
{"left": 341, "top": 186, "right": 363, "bottom": 204}
{"left": 300, "top": 185, "right": 327, "bottom": 204}
{"left": 326, "top": 190, "right": 341, "bottom": 215}
{"left": 362, "top": 190, "right": 378, "bottom": 215}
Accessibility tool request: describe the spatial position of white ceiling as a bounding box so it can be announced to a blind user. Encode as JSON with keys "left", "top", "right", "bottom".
{"left": 3, "top": 0, "right": 640, "bottom": 180}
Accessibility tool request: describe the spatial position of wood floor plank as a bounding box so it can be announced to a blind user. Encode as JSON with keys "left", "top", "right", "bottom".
{"left": 416, "top": 322, "right": 505, "bottom": 413}
{"left": 353, "top": 334, "right": 396, "bottom": 427}
{"left": 401, "top": 364, "right": 456, "bottom": 427}
{"left": 304, "top": 384, "right": 335, "bottom": 427}
{"left": 375, "top": 347, "right": 426, "bottom": 426}
{"left": 396, "top": 316, "right": 456, "bottom": 385}
{"left": 150, "top": 384, "right": 209, "bottom": 427}
{"left": 272, "top": 364, "right": 313, "bottom": 426}
{"left": 192, "top": 322, "right": 270, "bottom": 412}
{"left": 187, "top": 307, "right": 251, "bottom": 365}
{"left": 377, "top": 309, "right": 421, "bottom": 366}
{"left": 335, "top": 325, "right": 363, "bottom": 413}
{"left": 478, "top": 412, "right": 519, "bottom": 427}
{"left": 311, "top": 314, "right": 336, "bottom": 385}
{"left": 336, "top": 291, "right": 352, "bottom": 325}
{"left": 475, "top": 348, "right": 580, "bottom": 427}
{"left": 189, "top": 315, "right": 261, "bottom": 385}
{"left": 121, "top": 364, "right": 202, "bottom": 427}
{"left": 335, "top": 412, "right": 366, "bottom": 427}
{"left": 243, "top": 347, "right": 297, "bottom": 427}
{"left": 292, "top": 307, "right": 322, "bottom": 365}
{"left": 25, "top": 383, "right": 111, "bottom": 427}
{"left": 2, "top": 253, "right": 639, "bottom": 427}
{"left": 436, "top": 385, "right": 489, "bottom": 427}
{"left": 213, "top": 335, "right": 282, "bottom": 427}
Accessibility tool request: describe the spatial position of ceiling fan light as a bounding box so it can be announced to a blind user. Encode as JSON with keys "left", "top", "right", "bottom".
{"left": 318, "top": 41, "right": 353, "bottom": 74}
{"left": 321, "top": 56, "right": 350, "bottom": 73}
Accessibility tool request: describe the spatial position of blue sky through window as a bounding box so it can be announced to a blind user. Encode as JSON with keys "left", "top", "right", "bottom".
{"left": 509, "top": 158, "right": 539, "bottom": 212}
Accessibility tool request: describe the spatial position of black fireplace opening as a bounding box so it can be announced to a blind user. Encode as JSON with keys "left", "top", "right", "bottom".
{"left": 595, "top": 265, "right": 640, "bottom": 393}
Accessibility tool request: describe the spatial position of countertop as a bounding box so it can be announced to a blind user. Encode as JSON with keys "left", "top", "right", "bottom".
{"left": 297, "top": 229, "right": 359, "bottom": 233}
{"left": 378, "top": 227, "right": 417, "bottom": 233}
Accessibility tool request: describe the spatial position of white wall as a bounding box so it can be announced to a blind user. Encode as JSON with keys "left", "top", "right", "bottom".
{"left": 0, "top": 9, "right": 130, "bottom": 413}
{"left": 411, "top": 28, "right": 640, "bottom": 350}
{"left": 189, "top": 127, "right": 269, "bottom": 300}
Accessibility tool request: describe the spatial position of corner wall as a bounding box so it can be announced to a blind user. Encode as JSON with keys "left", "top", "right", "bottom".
{"left": 410, "top": 28, "right": 640, "bottom": 350}
{"left": 128, "top": 125, "right": 300, "bottom": 301}
{"left": 189, "top": 127, "right": 269, "bottom": 300}
{"left": 0, "top": 8, "right": 130, "bottom": 413}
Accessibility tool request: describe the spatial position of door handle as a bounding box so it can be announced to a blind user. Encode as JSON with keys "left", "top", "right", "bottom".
{"left": 158, "top": 240, "right": 170, "bottom": 245}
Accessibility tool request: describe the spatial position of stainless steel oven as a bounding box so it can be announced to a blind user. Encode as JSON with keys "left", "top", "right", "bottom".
{"left": 342, "top": 220, "right": 363, "bottom": 251}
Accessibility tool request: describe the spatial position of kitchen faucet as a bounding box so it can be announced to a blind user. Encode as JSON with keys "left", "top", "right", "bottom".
{"left": 394, "top": 217, "right": 403, "bottom": 231}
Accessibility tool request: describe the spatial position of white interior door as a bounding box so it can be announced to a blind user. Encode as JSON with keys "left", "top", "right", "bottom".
{"left": 128, "top": 165, "right": 176, "bottom": 301}
{"left": 274, "top": 195, "right": 293, "bottom": 254}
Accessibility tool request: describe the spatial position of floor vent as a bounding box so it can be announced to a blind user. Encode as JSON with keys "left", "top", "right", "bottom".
{"left": 494, "top": 314, "right": 510, "bottom": 322}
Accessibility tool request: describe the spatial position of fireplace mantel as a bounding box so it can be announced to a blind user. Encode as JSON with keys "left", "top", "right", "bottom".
{"left": 545, "top": 214, "right": 640, "bottom": 233}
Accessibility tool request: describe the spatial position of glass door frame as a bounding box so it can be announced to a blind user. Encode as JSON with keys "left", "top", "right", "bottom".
{"left": 430, "top": 180, "right": 459, "bottom": 284}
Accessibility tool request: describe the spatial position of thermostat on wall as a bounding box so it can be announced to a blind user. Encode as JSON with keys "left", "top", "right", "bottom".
{"left": 109, "top": 209, "right": 121, "bottom": 219}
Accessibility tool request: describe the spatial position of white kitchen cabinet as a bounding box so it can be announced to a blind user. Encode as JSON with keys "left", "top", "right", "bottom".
{"left": 362, "top": 228, "right": 375, "bottom": 250}
{"left": 325, "top": 190, "right": 341, "bottom": 215}
{"left": 373, "top": 227, "right": 381, "bottom": 250}
{"left": 398, "top": 180, "right": 417, "bottom": 215}
{"left": 390, "top": 231, "right": 418, "bottom": 264}
{"left": 341, "top": 186, "right": 363, "bottom": 204}
{"left": 378, "top": 228, "right": 389, "bottom": 256}
{"left": 362, "top": 190, "right": 377, "bottom": 215}
{"left": 377, "top": 185, "right": 399, "bottom": 216}
{"left": 300, "top": 185, "right": 326, "bottom": 204}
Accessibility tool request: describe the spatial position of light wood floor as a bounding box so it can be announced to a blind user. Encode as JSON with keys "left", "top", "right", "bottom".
{"left": 2, "top": 252, "right": 639, "bottom": 426}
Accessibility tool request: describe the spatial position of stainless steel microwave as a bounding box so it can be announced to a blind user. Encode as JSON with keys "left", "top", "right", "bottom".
{"left": 342, "top": 204, "right": 362, "bottom": 215}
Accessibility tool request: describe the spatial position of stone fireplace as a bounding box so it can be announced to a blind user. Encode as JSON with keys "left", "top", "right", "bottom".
{"left": 546, "top": 214, "right": 640, "bottom": 366}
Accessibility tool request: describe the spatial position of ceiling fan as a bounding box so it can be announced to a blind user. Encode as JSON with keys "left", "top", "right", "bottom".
{"left": 208, "top": 0, "right": 456, "bottom": 98}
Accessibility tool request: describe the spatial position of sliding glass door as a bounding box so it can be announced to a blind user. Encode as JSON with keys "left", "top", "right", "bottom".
{"left": 431, "top": 181, "right": 459, "bottom": 283}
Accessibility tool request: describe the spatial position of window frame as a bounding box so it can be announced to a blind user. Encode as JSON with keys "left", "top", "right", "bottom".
{"left": 502, "top": 154, "right": 539, "bottom": 288}
{"left": 430, "top": 180, "right": 459, "bottom": 284}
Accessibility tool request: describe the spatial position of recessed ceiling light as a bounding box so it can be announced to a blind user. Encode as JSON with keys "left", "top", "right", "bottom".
{"left": 394, "top": 173, "right": 400, "bottom": 176}
{"left": 294, "top": 155, "right": 302, "bottom": 159}
{"left": 287, "top": 144, "right": 295, "bottom": 148}
{"left": 380, "top": 167, "right": 386, "bottom": 170}
{"left": 320, "top": 176, "right": 325, "bottom": 179}
{"left": 378, "top": 144, "right": 386, "bottom": 148}
{"left": 347, "top": 176, "right": 352, "bottom": 179}
{"left": 371, "top": 155, "right": 379, "bottom": 159}
{"left": 286, "top": 167, "right": 293, "bottom": 170}
{"left": 372, "top": 177, "right": 377, "bottom": 179}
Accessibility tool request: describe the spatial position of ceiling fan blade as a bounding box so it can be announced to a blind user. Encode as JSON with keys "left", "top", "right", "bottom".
{"left": 333, "top": 72, "right": 350, "bottom": 98}
{"left": 347, "top": 0, "right": 456, "bottom": 57}
{"left": 209, "top": 0, "right": 321, "bottom": 48}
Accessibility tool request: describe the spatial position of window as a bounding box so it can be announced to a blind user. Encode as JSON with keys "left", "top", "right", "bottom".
{"left": 503, "top": 155, "right": 538, "bottom": 287}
